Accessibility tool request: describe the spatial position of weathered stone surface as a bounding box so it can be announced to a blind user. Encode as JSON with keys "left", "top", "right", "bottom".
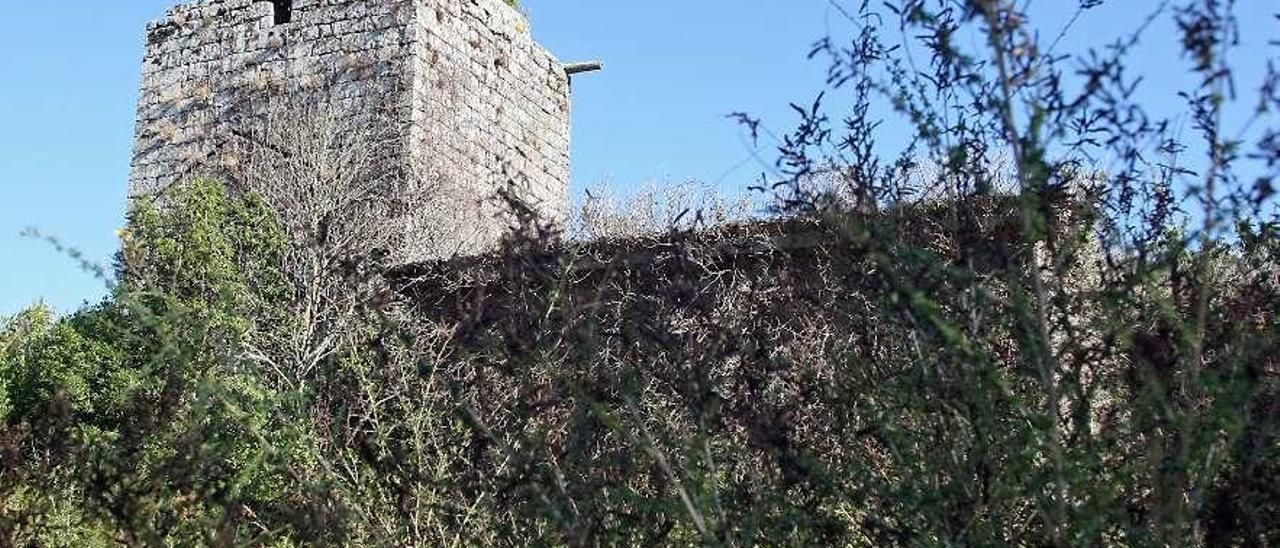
{"left": 130, "top": 0, "right": 571, "bottom": 262}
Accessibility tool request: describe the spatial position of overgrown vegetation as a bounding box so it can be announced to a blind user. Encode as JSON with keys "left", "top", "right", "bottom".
{"left": 2, "top": 0, "right": 1278, "bottom": 546}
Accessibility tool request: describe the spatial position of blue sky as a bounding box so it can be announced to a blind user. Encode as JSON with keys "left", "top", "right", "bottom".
{"left": 1, "top": 1, "right": 1275, "bottom": 316}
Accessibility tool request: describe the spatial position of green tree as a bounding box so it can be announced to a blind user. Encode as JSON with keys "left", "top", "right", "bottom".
{"left": 0, "top": 179, "right": 327, "bottom": 546}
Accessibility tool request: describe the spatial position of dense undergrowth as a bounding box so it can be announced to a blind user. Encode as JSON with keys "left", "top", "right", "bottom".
{"left": 1, "top": 177, "right": 1275, "bottom": 545}
{"left": 3, "top": 0, "right": 1279, "bottom": 545}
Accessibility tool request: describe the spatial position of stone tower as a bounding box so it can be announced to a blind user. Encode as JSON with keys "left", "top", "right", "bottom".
{"left": 130, "top": 0, "right": 572, "bottom": 261}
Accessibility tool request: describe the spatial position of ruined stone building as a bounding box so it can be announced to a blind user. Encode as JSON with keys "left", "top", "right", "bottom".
{"left": 130, "top": 0, "right": 575, "bottom": 262}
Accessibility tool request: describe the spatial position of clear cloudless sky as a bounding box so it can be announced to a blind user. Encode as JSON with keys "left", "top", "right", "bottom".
{"left": 1, "top": 1, "right": 1276, "bottom": 315}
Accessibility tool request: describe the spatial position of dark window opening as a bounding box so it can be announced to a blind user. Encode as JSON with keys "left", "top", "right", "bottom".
{"left": 271, "top": 0, "right": 293, "bottom": 25}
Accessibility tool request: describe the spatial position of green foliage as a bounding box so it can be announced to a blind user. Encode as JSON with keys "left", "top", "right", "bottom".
{"left": 0, "top": 305, "right": 123, "bottom": 424}
{"left": 122, "top": 178, "right": 292, "bottom": 335}
{"left": 0, "top": 180, "right": 312, "bottom": 545}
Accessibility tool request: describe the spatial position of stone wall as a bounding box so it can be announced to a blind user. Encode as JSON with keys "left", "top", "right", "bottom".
{"left": 405, "top": 0, "right": 571, "bottom": 258}
{"left": 130, "top": 0, "right": 571, "bottom": 261}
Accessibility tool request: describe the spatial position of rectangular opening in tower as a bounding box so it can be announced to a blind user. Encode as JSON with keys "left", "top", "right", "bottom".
{"left": 271, "top": 0, "right": 293, "bottom": 24}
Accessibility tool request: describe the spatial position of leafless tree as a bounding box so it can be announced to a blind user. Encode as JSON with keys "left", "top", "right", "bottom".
{"left": 228, "top": 100, "right": 405, "bottom": 386}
